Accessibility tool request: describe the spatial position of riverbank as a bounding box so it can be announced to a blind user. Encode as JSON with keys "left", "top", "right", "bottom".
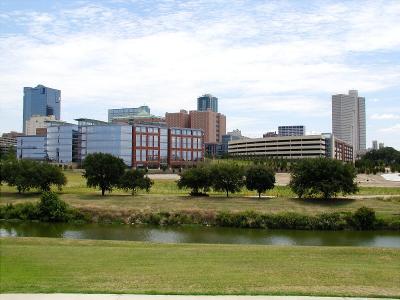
{"left": 1, "top": 237, "right": 399, "bottom": 297}
{"left": 1, "top": 295, "right": 395, "bottom": 300}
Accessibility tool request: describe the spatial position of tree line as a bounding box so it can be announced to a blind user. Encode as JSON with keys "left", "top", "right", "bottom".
{"left": 179, "top": 158, "right": 358, "bottom": 199}
{"left": 1, "top": 159, "right": 67, "bottom": 193}
{"left": 355, "top": 147, "right": 400, "bottom": 174}
{"left": 1, "top": 153, "right": 358, "bottom": 200}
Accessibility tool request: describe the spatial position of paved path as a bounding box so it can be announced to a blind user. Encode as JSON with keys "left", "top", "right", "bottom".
{"left": 1, "top": 295, "right": 396, "bottom": 300}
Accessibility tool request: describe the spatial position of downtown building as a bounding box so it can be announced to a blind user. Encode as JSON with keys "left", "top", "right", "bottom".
{"left": 108, "top": 106, "right": 151, "bottom": 122}
{"left": 17, "top": 119, "right": 204, "bottom": 168}
{"left": 197, "top": 94, "right": 218, "bottom": 112}
{"left": 165, "top": 109, "right": 226, "bottom": 156}
{"left": 332, "top": 90, "right": 366, "bottom": 158}
{"left": 228, "top": 134, "right": 353, "bottom": 162}
{"left": 278, "top": 125, "right": 305, "bottom": 136}
{"left": 23, "top": 85, "right": 61, "bottom": 134}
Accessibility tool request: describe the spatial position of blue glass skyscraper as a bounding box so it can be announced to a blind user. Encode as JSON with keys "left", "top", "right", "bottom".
{"left": 197, "top": 94, "right": 218, "bottom": 112}
{"left": 23, "top": 84, "right": 61, "bottom": 133}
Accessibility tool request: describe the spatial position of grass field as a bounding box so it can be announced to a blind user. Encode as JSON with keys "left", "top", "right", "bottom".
{"left": 1, "top": 237, "right": 399, "bottom": 297}
{"left": 1, "top": 171, "right": 400, "bottom": 219}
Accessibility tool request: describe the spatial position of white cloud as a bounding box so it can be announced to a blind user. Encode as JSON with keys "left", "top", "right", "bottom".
{"left": 380, "top": 124, "right": 400, "bottom": 133}
{"left": 370, "top": 113, "right": 400, "bottom": 120}
{"left": 0, "top": 0, "right": 399, "bottom": 148}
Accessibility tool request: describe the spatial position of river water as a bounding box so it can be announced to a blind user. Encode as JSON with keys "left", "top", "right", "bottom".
{"left": 1, "top": 221, "right": 399, "bottom": 248}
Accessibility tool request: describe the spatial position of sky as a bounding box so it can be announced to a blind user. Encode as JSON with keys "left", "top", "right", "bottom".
{"left": 0, "top": 0, "right": 399, "bottom": 149}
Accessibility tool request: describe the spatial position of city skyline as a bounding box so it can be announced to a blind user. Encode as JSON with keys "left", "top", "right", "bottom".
{"left": 0, "top": 0, "right": 399, "bottom": 149}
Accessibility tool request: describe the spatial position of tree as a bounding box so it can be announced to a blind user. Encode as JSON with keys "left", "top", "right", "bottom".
{"left": 177, "top": 165, "right": 212, "bottom": 196}
{"left": 289, "top": 158, "right": 358, "bottom": 199}
{"left": 245, "top": 165, "right": 275, "bottom": 198}
{"left": 119, "top": 169, "right": 153, "bottom": 195}
{"left": 211, "top": 163, "right": 244, "bottom": 197}
{"left": 82, "top": 153, "right": 126, "bottom": 196}
{"left": 2, "top": 159, "right": 37, "bottom": 193}
{"left": 34, "top": 163, "right": 67, "bottom": 191}
{"left": 1, "top": 160, "right": 67, "bottom": 193}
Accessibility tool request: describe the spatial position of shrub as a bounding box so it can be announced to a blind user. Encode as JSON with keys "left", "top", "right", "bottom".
{"left": 37, "top": 192, "right": 69, "bottom": 222}
{"left": 0, "top": 203, "right": 39, "bottom": 220}
{"left": 350, "top": 206, "right": 376, "bottom": 230}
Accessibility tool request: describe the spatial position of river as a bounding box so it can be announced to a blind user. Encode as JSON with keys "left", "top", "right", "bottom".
{"left": 1, "top": 221, "right": 399, "bottom": 248}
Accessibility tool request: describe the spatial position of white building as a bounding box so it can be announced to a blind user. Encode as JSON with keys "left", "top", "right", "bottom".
{"left": 332, "top": 90, "right": 366, "bottom": 157}
{"left": 25, "top": 115, "right": 56, "bottom": 135}
{"left": 228, "top": 134, "right": 353, "bottom": 162}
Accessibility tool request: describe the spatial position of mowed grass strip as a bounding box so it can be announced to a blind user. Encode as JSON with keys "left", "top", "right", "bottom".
{"left": 1, "top": 171, "right": 400, "bottom": 218}
{"left": 1, "top": 191, "right": 400, "bottom": 219}
{"left": 1, "top": 237, "right": 399, "bottom": 297}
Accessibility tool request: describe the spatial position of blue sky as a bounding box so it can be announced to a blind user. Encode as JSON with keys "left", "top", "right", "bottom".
{"left": 0, "top": 0, "right": 399, "bottom": 149}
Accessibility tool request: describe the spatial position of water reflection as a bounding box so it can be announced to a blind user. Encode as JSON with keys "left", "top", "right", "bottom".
{"left": 1, "top": 221, "right": 399, "bottom": 248}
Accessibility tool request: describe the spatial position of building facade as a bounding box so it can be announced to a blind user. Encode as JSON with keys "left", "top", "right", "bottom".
{"left": 332, "top": 90, "right": 366, "bottom": 156}
{"left": 278, "top": 125, "right": 305, "bottom": 136}
{"left": 23, "top": 85, "right": 61, "bottom": 133}
{"left": 168, "top": 128, "right": 204, "bottom": 167}
{"left": 108, "top": 106, "right": 151, "bottom": 122}
{"left": 228, "top": 134, "right": 354, "bottom": 162}
{"left": 46, "top": 123, "right": 79, "bottom": 163}
{"left": 80, "top": 125, "right": 133, "bottom": 166}
{"left": 1, "top": 132, "right": 23, "bottom": 155}
{"left": 165, "top": 110, "right": 190, "bottom": 128}
{"left": 133, "top": 125, "right": 167, "bottom": 168}
{"left": 17, "top": 121, "right": 205, "bottom": 168}
{"left": 189, "top": 110, "right": 226, "bottom": 143}
{"left": 197, "top": 94, "right": 218, "bottom": 112}
{"left": 323, "top": 133, "right": 354, "bottom": 162}
{"left": 16, "top": 135, "right": 47, "bottom": 160}
{"left": 25, "top": 115, "right": 56, "bottom": 136}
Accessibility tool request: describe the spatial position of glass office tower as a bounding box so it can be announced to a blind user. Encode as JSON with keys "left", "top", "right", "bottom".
{"left": 47, "top": 124, "right": 79, "bottom": 163}
{"left": 197, "top": 94, "right": 218, "bottom": 112}
{"left": 80, "top": 125, "right": 133, "bottom": 166}
{"left": 23, "top": 85, "right": 61, "bottom": 133}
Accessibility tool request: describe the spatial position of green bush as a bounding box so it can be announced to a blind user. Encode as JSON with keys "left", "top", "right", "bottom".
{"left": 349, "top": 206, "right": 377, "bottom": 230}
{"left": 37, "top": 192, "right": 69, "bottom": 222}
{"left": 0, "top": 203, "right": 39, "bottom": 220}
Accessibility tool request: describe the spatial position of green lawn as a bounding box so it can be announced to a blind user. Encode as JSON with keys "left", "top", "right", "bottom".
{"left": 1, "top": 170, "right": 400, "bottom": 219}
{"left": 1, "top": 237, "right": 399, "bottom": 297}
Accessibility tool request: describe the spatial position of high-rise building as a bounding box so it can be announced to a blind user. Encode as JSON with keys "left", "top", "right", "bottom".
{"left": 189, "top": 110, "right": 226, "bottom": 143}
{"left": 372, "top": 140, "right": 378, "bottom": 150}
{"left": 278, "top": 125, "right": 305, "bottom": 136}
{"left": 23, "top": 85, "right": 61, "bottom": 133}
{"left": 197, "top": 94, "right": 218, "bottom": 112}
{"left": 108, "top": 106, "right": 151, "bottom": 122}
{"left": 165, "top": 110, "right": 190, "bottom": 128}
{"left": 332, "top": 90, "right": 366, "bottom": 156}
{"left": 379, "top": 142, "right": 384, "bottom": 149}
